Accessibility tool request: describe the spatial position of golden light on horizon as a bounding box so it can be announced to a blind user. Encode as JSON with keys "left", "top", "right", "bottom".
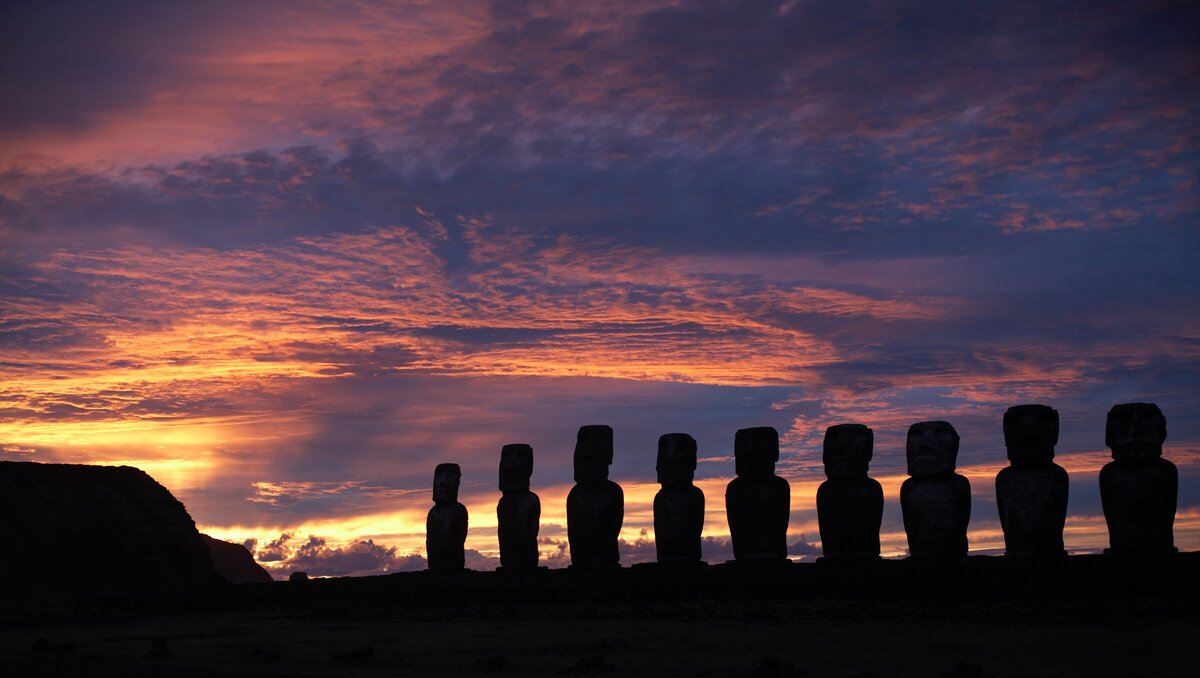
{"left": 92, "top": 456, "right": 220, "bottom": 495}
{"left": 196, "top": 459, "right": 1181, "bottom": 575}
{"left": 1, "top": 215, "right": 1196, "bottom": 580}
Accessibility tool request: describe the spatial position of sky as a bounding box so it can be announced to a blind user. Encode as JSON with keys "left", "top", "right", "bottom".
{"left": 1, "top": 0, "right": 1198, "bottom": 577}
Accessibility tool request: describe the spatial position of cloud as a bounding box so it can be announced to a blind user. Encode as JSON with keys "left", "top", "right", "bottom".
{"left": 0, "top": 1, "right": 226, "bottom": 132}
{"left": 3, "top": 213, "right": 1197, "bottom": 547}
{"left": 248, "top": 481, "right": 422, "bottom": 509}
{"left": 4, "top": 2, "right": 1197, "bottom": 256}
{"left": 254, "top": 532, "right": 295, "bottom": 563}
{"left": 241, "top": 531, "right": 498, "bottom": 577}
{"left": 464, "top": 549, "right": 502, "bottom": 571}
{"left": 1, "top": 0, "right": 1197, "bottom": 561}
{"left": 617, "top": 529, "right": 656, "bottom": 564}
{"left": 697, "top": 535, "right": 820, "bottom": 564}
{"left": 787, "top": 536, "right": 821, "bottom": 559}
{"left": 247, "top": 533, "right": 406, "bottom": 578}
{"left": 237, "top": 529, "right": 824, "bottom": 577}
{"left": 287, "top": 536, "right": 399, "bottom": 578}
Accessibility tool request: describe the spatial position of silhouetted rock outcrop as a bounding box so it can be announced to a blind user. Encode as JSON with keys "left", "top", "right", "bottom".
{"left": 200, "top": 534, "right": 273, "bottom": 583}
{"left": 0, "top": 461, "right": 222, "bottom": 600}
{"left": 726, "top": 427, "right": 790, "bottom": 562}
{"left": 996, "top": 405, "right": 1068, "bottom": 557}
{"left": 817, "top": 424, "right": 883, "bottom": 561}
{"left": 1101, "top": 403, "right": 1177, "bottom": 554}
{"left": 653, "top": 433, "right": 704, "bottom": 564}
{"left": 427, "top": 463, "right": 468, "bottom": 570}
{"left": 497, "top": 443, "right": 541, "bottom": 569}
{"left": 567, "top": 425, "right": 624, "bottom": 568}
{"left": 901, "top": 421, "right": 971, "bottom": 560}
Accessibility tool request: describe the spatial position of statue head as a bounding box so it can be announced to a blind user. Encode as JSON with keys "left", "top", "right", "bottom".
{"left": 906, "top": 421, "right": 960, "bottom": 475}
{"left": 823, "top": 424, "right": 873, "bottom": 478}
{"left": 499, "top": 443, "right": 533, "bottom": 493}
{"left": 1003, "top": 404, "right": 1059, "bottom": 465}
{"left": 574, "top": 424, "right": 613, "bottom": 484}
{"left": 656, "top": 433, "right": 697, "bottom": 486}
{"left": 432, "top": 463, "right": 461, "bottom": 504}
{"left": 1106, "top": 402, "right": 1166, "bottom": 461}
{"left": 734, "top": 426, "right": 779, "bottom": 478}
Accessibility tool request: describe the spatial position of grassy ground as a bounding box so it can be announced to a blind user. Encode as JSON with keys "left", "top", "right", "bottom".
{"left": 3, "top": 596, "right": 1198, "bottom": 677}
{"left": 5, "top": 557, "right": 1198, "bottom": 676}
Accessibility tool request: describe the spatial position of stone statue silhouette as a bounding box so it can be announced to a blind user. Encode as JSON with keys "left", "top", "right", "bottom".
{"left": 725, "top": 426, "right": 790, "bottom": 562}
{"left": 817, "top": 424, "right": 883, "bottom": 561}
{"left": 996, "top": 404, "right": 1068, "bottom": 557}
{"left": 653, "top": 433, "right": 704, "bottom": 564}
{"left": 1101, "top": 403, "right": 1177, "bottom": 555}
{"left": 901, "top": 421, "right": 971, "bottom": 560}
{"left": 566, "top": 425, "right": 624, "bottom": 568}
{"left": 497, "top": 443, "right": 541, "bottom": 569}
{"left": 426, "top": 463, "right": 468, "bottom": 570}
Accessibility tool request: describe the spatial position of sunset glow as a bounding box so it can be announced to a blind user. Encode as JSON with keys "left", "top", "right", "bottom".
{"left": 2, "top": 0, "right": 1197, "bottom": 577}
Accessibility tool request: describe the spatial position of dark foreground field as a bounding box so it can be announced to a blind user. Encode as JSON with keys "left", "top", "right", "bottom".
{"left": 4, "top": 554, "right": 1198, "bottom": 677}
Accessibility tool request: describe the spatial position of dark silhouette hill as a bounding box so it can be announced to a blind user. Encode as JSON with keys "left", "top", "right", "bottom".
{"left": 0, "top": 461, "right": 222, "bottom": 602}
{"left": 200, "top": 533, "right": 272, "bottom": 584}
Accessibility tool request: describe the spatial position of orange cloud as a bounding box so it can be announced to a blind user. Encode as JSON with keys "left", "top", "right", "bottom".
{"left": 4, "top": 217, "right": 1198, "bottom": 567}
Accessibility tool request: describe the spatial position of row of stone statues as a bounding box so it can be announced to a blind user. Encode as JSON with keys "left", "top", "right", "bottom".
{"left": 426, "top": 402, "right": 1179, "bottom": 570}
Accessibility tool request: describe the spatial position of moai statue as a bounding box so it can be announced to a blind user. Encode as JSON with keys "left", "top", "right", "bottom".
{"left": 817, "top": 424, "right": 883, "bottom": 561}
{"left": 653, "top": 433, "right": 705, "bottom": 564}
{"left": 1101, "top": 403, "right": 1177, "bottom": 555}
{"left": 426, "top": 463, "right": 468, "bottom": 570}
{"left": 566, "top": 425, "right": 624, "bottom": 568}
{"left": 996, "top": 404, "right": 1069, "bottom": 557}
{"left": 497, "top": 443, "right": 541, "bottom": 569}
{"left": 725, "top": 427, "right": 790, "bottom": 561}
{"left": 900, "top": 421, "right": 971, "bottom": 560}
